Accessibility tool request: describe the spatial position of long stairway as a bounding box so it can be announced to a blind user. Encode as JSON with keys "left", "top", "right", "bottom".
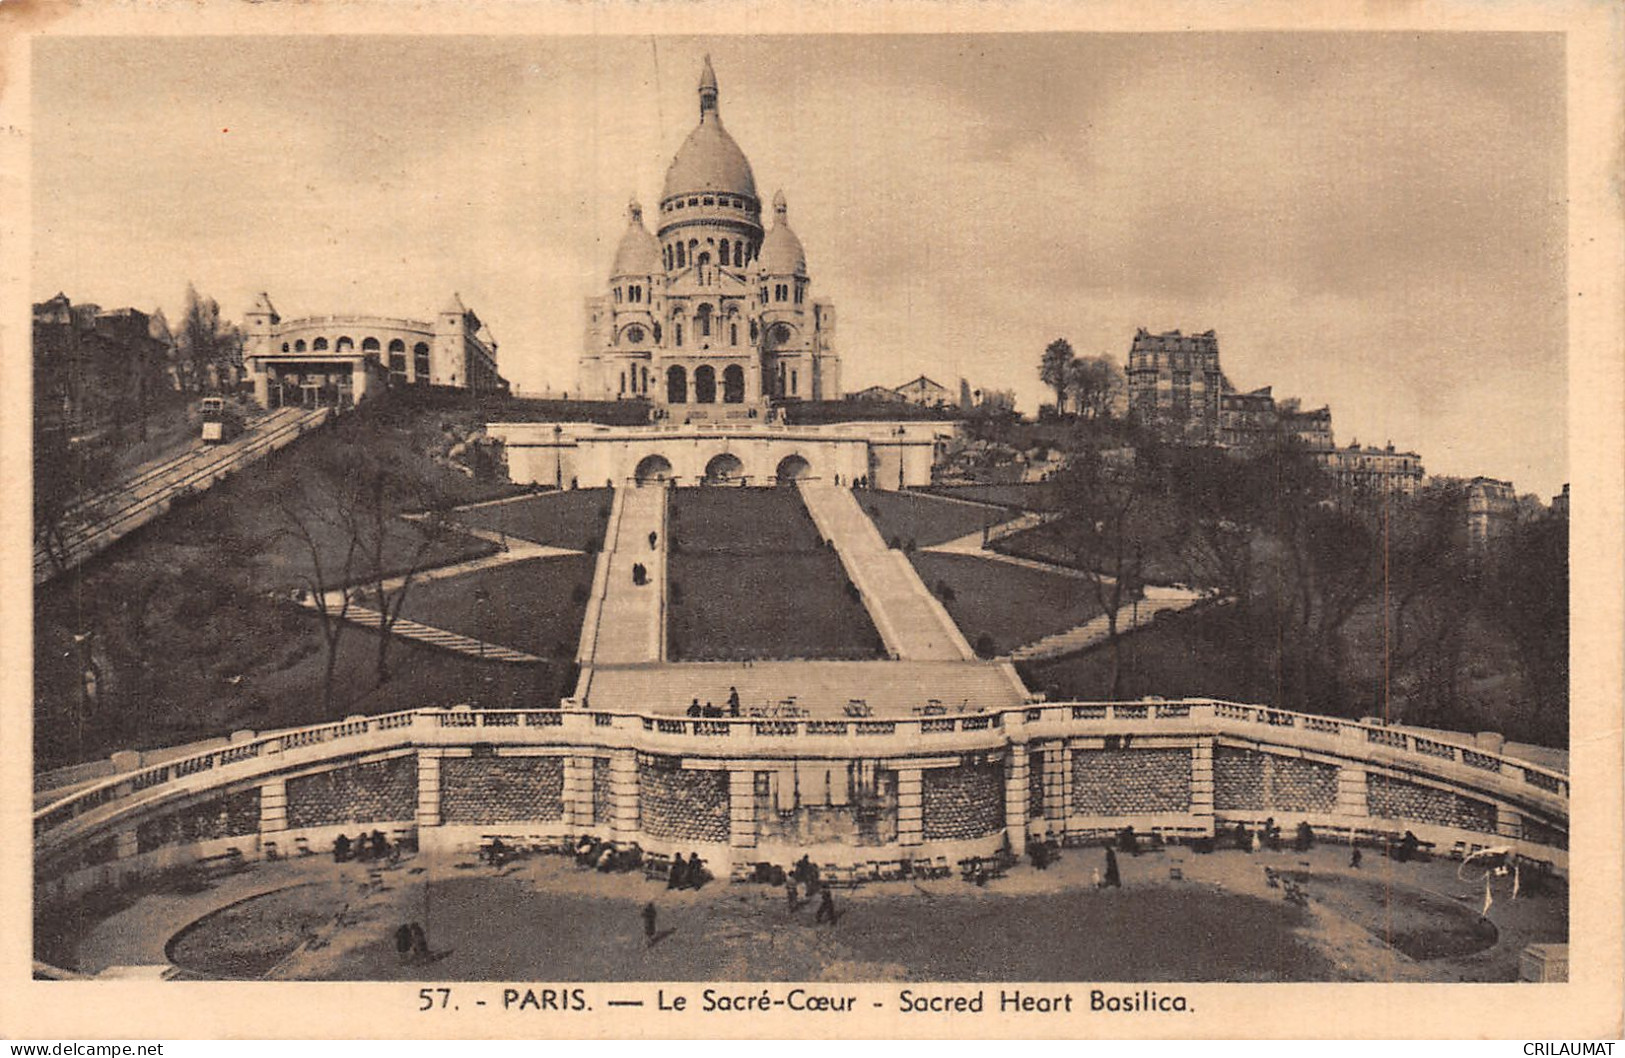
{"left": 578, "top": 485, "right": 668, "bottom": 668}
{"left": 797, "top": 483, "right": 973, "bottom": 661}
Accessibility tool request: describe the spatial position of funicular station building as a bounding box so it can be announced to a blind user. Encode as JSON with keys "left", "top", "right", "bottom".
{"left": 35, "top": 61, "right": 1568, "bottom": 922}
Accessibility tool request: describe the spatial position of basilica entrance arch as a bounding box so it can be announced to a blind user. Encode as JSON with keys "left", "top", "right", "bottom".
{"left": 634, "top": 454, "right": 673, "bottom": 485}
{"left": 704, "top": 453, "right": 744, "bottom": 484}
{"left": 694, "top": 365, "right": 717, "bottom": 404}
{"left": 775, "top": 454, "right": 812, "bottom": 483}
{"left": 722, "top": 364, "right": 745, "bottom": 403}
{"left": 666, "top": 366, "right": 688, "bottom": 404}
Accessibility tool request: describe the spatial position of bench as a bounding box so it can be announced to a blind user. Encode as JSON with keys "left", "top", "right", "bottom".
{"left": 643, "top": 854, "right": 673, "bottom": 883}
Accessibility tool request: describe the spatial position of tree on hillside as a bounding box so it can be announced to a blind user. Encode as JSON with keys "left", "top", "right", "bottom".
{"left": 1049, "top": 439, "right": 1183, "bottom": 698}
{"left": 1065, "top": 354, "right": 1124, "bottom": 422}
{"left": 33, "top": 426, "right": 114, "bottom": 574}
{"left": 1481, "top": 512, "right": 1569, "bottom": 741}
{"left": 1040, "top": 338, "right": 1075, "bottom": 416}
{"left": 176, "top": 283, "right": 239, "bottom": 394}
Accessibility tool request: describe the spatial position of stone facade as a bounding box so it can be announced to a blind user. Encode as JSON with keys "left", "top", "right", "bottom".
{"left": 242, "top": 293, "right": 506, "bottom": 409}
{"left": 1127, "top": 329, "right": 1223, "bottom": 443}
{"left": 1071, "top": 747, "right": 1193, "bottom": 815}
{"left": 921, "top": 759, "right": 1005, "bottom": 840}
{"left": 1366, "top": 772, "right": 1496, "bottom": 832}
{"left": 578, "top": 59, "right": 839, "bottom": 412}
{"left": 1213, "top": 747, "right": 1339, "bottom": 813}
{"left": 285, "top": 756, "right": 417, "bottom": 828}
{"left": 638, "top": 756, "right": 730, "bottom": 844}
{"left": 135, "top": 789, "right": 260, "bottom": 854}
{"left": 439, "top": 755, "right": 565, "bottom": 824}
{"left": 1318, "top": 442, "right": 1424, "bottom": 498}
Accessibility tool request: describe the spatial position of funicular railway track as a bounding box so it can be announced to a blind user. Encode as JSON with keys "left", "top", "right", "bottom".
{"left": 35, "top": 407, "right": 330, "bottom": 583}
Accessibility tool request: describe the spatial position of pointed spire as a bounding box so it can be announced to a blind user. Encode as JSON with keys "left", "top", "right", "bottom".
{"left": 773, "top": 189, "right": 788, "bottom": 220}
{"left": 699, "top": 55, "right": 718, "bottom": 119}
{"left": 628, "top": 197, "right": 645, "bottom": 226}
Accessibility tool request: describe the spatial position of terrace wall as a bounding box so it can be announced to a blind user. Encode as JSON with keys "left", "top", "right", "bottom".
{"left": 34, "top": 701, "right": 1569, "bottom": 909}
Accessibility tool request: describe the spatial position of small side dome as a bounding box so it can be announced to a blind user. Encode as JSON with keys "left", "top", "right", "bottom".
{"left": 758, "top": 190, "right": 806, "bottom": 276}
{"left": 611, "top": 198, "right": 661, "bottom": 276}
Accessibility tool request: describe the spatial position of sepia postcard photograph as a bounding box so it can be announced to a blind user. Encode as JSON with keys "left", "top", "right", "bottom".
{"left": 4, "top": 0, "right": 1622, "bottom": 1042}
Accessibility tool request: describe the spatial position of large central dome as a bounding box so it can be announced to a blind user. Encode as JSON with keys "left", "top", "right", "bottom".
{"left": 660, "top": 56, "right": 758, "bottom": 203}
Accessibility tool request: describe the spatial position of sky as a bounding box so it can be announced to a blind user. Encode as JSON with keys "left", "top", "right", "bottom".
{"left": 31, "top": 33, "right": 1568, "bottom": 497}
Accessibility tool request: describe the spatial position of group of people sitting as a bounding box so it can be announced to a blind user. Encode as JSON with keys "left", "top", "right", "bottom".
{"left": 1027, "top": 835, "right": 1063, "bottom": 870}
{"left": 333, "top": 830, "right": 398, "bottom": 865}
{"left": 575, "top": 834, "right": 644, "bottom": 873}
{"left": 686, "top": 687, "right": 743, "bottom": 719}
{"left": 666, "top": 851, "right": 710, "bottom": 890}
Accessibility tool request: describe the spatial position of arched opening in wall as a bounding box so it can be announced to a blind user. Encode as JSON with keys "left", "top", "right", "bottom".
{"left": 294, "top": 340, "right": 307, "bottom": 353}
{"left": 313, "top": 337, "right": 329, "bottom": 351}
{"left": 641, "top": 366, "right": 650, "bottom": 394}
{"left": 775, "top": 455, "right": 812, "bottom": 483}
{"left": 635, "top": 454, "right": 673, "bottom": 486}
{"left": 719, "top": 242, "right": 731, "bottom": 267}
{"left": 704, "top": 453, "right": 744, "bottom": 484}
{"left": 722, "top": 364, "right": 745, "bottom": 404}
{"left": 693, "top": 365, "right": 717, "bottom": 404}
{"left": 362, "top": 337, "right": 380, "bottom": 355}
{"left": 696, "top": 304, "right": 712, "bottom": 338}
{"left": 413, "top": 343, "right": 431, "bottom": 383}
{"left": 666, "top": 365, "right": 688, "bottom": 404}
{"left": 387, "top": 339, "right": 406, "bottom": 379}
{"left": 336, "top": 336, "right": 354, "bottom": 353}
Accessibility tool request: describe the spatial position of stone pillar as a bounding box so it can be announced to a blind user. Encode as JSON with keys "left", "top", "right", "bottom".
{"left": 610, "top": 749, "right": 640, "bottom": 843}
{"left": 729, "top": 769, "right": 757, "bottom": 850}
{"left": 563, "top": 756, "right": 595, "bottom": 830}
{"left": 252, "top": 367, "right": 269, "bottom": 408}
{"left": 259, "top": 778, "right": 287, "bottom": 834}
{"left": 1336, "top": 765, "right": 1369, "bottom": 832}
{"left": 1189, "top": 739, "right": 1215, "bottom": 835}
{"left": 896, "top": 767, "right": 924, "bottom": 847}
{"left": 416, "top": 751, "right": 442, "bottom": 828}
{"left": 1057, "top": 747, "right": 1075, "bottom": 837}
{"left": 1003, "top": 748, "right": 1029, "bottom": 847}
{"left": 1041, "top": 747, "right": 1067, "bottom": 827}
{"left": 350, "top": 358, "right": 370, "bottom": 403}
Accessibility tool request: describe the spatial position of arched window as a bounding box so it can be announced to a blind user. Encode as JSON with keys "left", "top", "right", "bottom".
{"left": 791, "top": 369, "right": 798, "bottom": 395}
{"left": 676, "top": 244, "right": 686, "bottom": 268}
{"left": 620, "top": 371, "right": 626, "bottom": 394}
{"left": 723, "top": 364, "right": 745, "bottom": 404}
{"left": 666, "top": 365, "right": 688, "bottom": 404}
{"left": 694, "top": 365, "right": 716, "bottom": 404}
{"left": 281, "top": 342, "right": 290, "bottom": 353}
{"left": 696, "top": 304, "right": 712, "bottom": 338}
{"left": 362, "top": 337, "right": 380, "bottom": 353}
{"left": 387, "top": 339, "right": 406, "bottom": 378}
{"left": 336, "top": 336, "right": 354, "bottom": 352}
{"left": 730, "top": 323, "right": 739, "bottom": 346}
{"left": 313, "top": 337, "right": 329, "bottom": 351}
{"left": 750, "top": 320, "right": 759, "bottom": 342}
{"left": 641, "top": 366, "right": 649, "bottom": 392}
{"left": 675, "top": 324, "right": 683, "bottom": 347}
{"left": 413, "top": 342, "right": 430, "bottom": 382}
{"left": 614, "top": 287, "right": 623, "bottom": 304}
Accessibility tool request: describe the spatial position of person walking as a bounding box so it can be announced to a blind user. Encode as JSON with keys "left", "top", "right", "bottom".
{"left": 785, "top": 876, "right": 799, "bottom": 913}
{"left": 642, "top": 901, "right": 658, "bottom": 943}
{"left": 1104, "top": 847, "right": 1122, "bottom": 888}
{"left": 815, "top": 886, "right": 837, "bottom": 925}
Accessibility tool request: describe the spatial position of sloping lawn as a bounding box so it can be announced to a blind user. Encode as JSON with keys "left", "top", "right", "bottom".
{"left": 394, "top": 555, "right": 596, "bottom": 658}
{"left": 908, "top": 552, "right": 1106, "bottom": 657}
{"left": 668, "top": 553, "right": 884, "bottom": 661}
{"left": 444, "top": 489, "right": 611, "bottom": 552}
{"left": 669, "top": 487, "right": 823, "bottom": 553}
{"left": 858, "top": 489, "right": 1013, "bottom": 548}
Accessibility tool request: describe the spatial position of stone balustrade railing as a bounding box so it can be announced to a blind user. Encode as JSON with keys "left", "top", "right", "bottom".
{"left": 35, "top": 699, "right": 1568, "bottom": 855}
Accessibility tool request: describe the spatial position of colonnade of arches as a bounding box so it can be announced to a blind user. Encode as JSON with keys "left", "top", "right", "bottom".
{"left": 279, "top": 334, "right": 432, "bottom": 384}
{"left": 631, "top": 452, "right": 813, "bottom": 486}
{"left": 665, "top": 363, "right": 746, "bottom": 404}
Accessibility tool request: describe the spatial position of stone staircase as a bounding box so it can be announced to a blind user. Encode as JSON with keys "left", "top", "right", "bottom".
{"left": 299, "top": 599, "right": 542, "bottom": 663}
{"left": 579, "top": 485, "right": 667, "bottom": 667}
{"left": 1004, "top": 586, "right": 1204, "bottom": 662}
{"left": 798, "top": 483, "right": 973, "bottom": 661}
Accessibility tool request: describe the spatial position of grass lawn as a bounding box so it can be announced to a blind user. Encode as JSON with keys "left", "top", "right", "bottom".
{"left": 670, "top": 487, "right": 823, "bottom": 553}
{"left": 858, "top": 489, "right": 1013, "bottom": 548}
{"left": 668, "top": 553, "right": 884, "bottom": 661}
{"left": 445, "top": 489, "right": 612, "bottom": 552}
{"left": 394, "top": 555, "right": 595, "bottom": 658}
{"left": 922, "top": 482, "right": 1062, "bottom": 511}
{"left": 909, "top": 552, "right": 1106, "bottom": 657}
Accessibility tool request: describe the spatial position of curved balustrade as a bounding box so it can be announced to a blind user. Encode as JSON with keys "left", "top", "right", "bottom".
{"left": 35, "top": 699, "right": 1568, "bottom": 859}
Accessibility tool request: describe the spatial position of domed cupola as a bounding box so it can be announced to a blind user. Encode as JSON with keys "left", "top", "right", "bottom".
{"left": 660, "top": 56, "right": 758, "bottom": 204}
{"left": 611, "top": 198, "right": 660, "bottom": 277}
{"left": 758, "top": 191, "right": 807, "bottom": 276}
